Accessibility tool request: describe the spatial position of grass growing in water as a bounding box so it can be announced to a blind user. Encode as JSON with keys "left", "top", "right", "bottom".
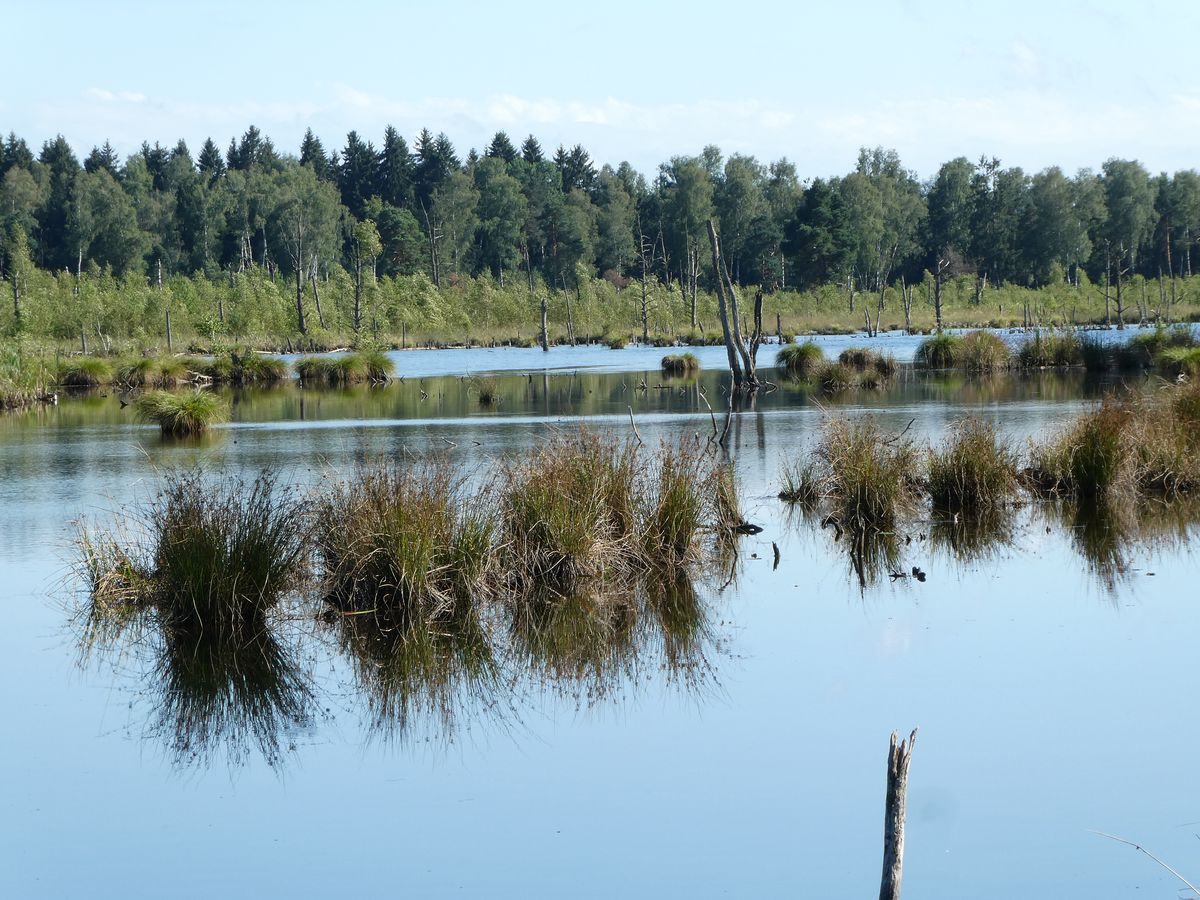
{"left": 1017, "top": 332, "right": 1083, "bottom": 368}
{"left": 660, "top": 352, "right": 700, "bottom": 375}
{"left": 295, "top": 351, "right": 394, "bottom": 385}
{"left": 316, "top": 461, "right": 495, "bottom": 624}
{"left": 135, "top": 389, "right": 229, "bottom": 436}
{"left": 58, "top": 357, "right": 113, "bottom": 386}
{"left": 116, "top": 356, "right": 192, "bottom": 388}
{"left": 500, "top": 431, "right": 640, "bottom": 590}
{"left": 468, "top": 374, "right": 501, "bottom": 405}
{"left": 1027, "top": 400, "right": 1135, "bottom": 502}
{"left": 818, "top": 415, "right": 920, "bottom": 530}
{"left": 776, "top": 341, "right": 824, "bottom": 378}
{"left": 778, "top": 457, "right": 823, "bottom": 506}
{"left": 957, "top": 331, "right": 1012, "bottom": 372}
{"left": 78, "top": 471, "right": 310, "bottom": 640}
{"left": 927, "top": 416, "right": 1018, "bottom": 513}
{"left": 914, "top": 332, "right": 962, "bottom": 368}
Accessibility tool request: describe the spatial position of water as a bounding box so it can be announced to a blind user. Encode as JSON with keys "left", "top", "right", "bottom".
{"left": 2, "top": 348, "right": 1197, "bottom": 898}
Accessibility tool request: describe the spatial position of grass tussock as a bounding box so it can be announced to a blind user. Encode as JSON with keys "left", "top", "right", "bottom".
{"left": 778, "top": 457, "right": 823, "bottom": 506}
{"left": 660, "top": 352, "right": 700, "bottom": 375}
{"left": 135, "top": 389, "right": 229, "bottom": 436}
{"left": 1027, "top": 400, "right": 1136, "bottom": 501}
{"left": 316, "top": 461, "right": 495, "bottom": 625}
{"left": 927, "top": 416, "right": 1019, "bottom": 512}
{"left": 817, "top": 416, "right": 920, "bottom": 529}
{"left": 116, "top": 356, "right": 192, "bottom": 388}
{"left": 776, "top": 341, "right": 825, "bottom": 378}
{"left": 295, "top": 351, "right": 394, "bottom": 385}
{"left": 58, "top": 357, "right": 113, "bottom": 386}
{"left": 203, "top": 351, "right": 289, "bottom": 385}
{"left": 914, "top": 332, "right": 962, "bottom": 368}
{"left": 78, "top": 471, "right": 310, "bottom": 641}
{"left": 500, "top": 432, "right": 641, "bottom": 590}
{"left": 838, "top": 346, "right": 897, "bottom": 378}
{"left": 1017, "top": 331, "right": 1083, "bottom": 368}
{"left": 957, "top": 331, "right": 1012, "bottom": 372}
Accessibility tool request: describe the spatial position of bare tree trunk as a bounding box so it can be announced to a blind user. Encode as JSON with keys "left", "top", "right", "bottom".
{"left": 539, "top": 295, "right": 549, "bottom": 352}
{"left": 310, "top": 258, "right": 326, "bottom": 329}
{"left": 706, "top": 221, "right": 743, "bottom": 386}
{"left": 879, "top": 729, "right": 918, "bottom": 900}
{"left": 901, "top": 277, "right": 912, "bottom": 332}
{"left": 11, "top": 268, "right": 20, "bottom": 324}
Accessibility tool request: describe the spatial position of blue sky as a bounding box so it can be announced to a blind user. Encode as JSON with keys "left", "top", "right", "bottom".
{"left": 4, "top": 0, "right": 1198, "bottom": 180}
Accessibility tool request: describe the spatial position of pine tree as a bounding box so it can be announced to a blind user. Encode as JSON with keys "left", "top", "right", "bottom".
{"left": 376, "top": 126, "right": 414, "bottom": 208}
{"left": 299, "top": 128, "right": 332, "bottom": 181}
{"left": 338, "top": 130, "right": 377, "bottom": 219}
{"left": 486, "top": 131, "right": 517, "bottom": 163}
{"left": 84, "top": 141, "right": 121, "bottom": 176}
{"left": 521, "top": 135, "right": 544, "bottom": 164}
{"left": 197, "top": 138, "right": 226, "bottom": 183}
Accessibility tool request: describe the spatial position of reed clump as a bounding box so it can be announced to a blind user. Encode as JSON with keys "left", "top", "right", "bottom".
{"left": 1026, "top": 399, "right": 1135, "bottom": 501}
{"left": 58, "top": 357, "right": 113, "bottom": 386}
{"left": 316, "top": 461, "right": 495, "bottom": 626}
{"left": 500, "top": 432, "right": 640, "bottom": 590}
{"left": 956, "top": 330, "right": 1012, "bottom": 372}
{"left": 914, "top": 332, "right": 962, "bottom": 368}
{"left": 776, "top": 341, "right": 825, "bottom": 378}
{"left": 660, "top": 352, "right": 700, "bottom": 375}
{"left": 838, "top": 346, "right": 897, "bottom": 378}
{"left": 1016, "top": 331, "right": 1083, "bottom": 368}
{"left": 135, "top": 389, "right": 229, "bottom": 436}
{"left": 778, "top": 457, "right": 823, "bottom": 506}
{"left": 817, "top": 416, "right": 920, "bottom": 529}
{"left": 641, "top": 442, "right": 708, "bottom": 567}
{"left": 202, "top": 351, "right": 289, "bottom": 385}
{"left": 927, "top": 416, "right": 1019, "bottom": 512}
{"left": 295, "top": 351, "right": 394, "bottom": 385}
{"left": 116, "top": 356, "right": 192, "bottom": 388}
{"left": 78, "top": 471, "right": 310, "bottom": 640}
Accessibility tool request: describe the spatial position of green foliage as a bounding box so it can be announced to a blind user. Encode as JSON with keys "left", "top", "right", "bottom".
{"left": 1017, "top": 331, "right": 1084, "bottom": 368}
{"left": 914, "top": 332, "right": 963, "bottom": 368}
{"left": 660, "top": 352, "right": 699, "bottom": 375}
{"left": 776, "top": 340, "right": 824, "bottom": 377}
{"left": 818, "top": 416, "right": 920, "bottom": 529}
{"left": 58, "top": 357, "right": 114, "bottom": 386}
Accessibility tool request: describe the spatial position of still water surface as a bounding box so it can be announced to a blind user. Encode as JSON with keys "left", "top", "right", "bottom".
{"left": 1, "top": 347, "right": 1197, "bottom": 898}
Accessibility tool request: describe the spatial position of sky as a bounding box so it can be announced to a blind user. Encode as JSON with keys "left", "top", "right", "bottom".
{"left": 3, "top": 0, "right": 1199, "bottom": 181}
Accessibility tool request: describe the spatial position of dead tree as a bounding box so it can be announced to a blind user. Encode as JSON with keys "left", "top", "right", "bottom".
{"left": 706, "top": 220, "right": 760, "bottom": 390}
{"left": 879, "top": 728, "right": 917, "bottom": 900}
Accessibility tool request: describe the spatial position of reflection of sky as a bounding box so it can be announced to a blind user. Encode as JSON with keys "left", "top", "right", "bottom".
{"left": 2, "top": 361, "right": 1198, "bottom": 898}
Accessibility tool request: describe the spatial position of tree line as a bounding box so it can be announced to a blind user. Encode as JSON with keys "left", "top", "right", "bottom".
{"left": 2, "top": 125, "right": 1198, "bottom": 335}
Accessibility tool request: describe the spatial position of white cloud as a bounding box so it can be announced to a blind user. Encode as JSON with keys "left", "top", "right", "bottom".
{"left": 1011, "top": 42, "right": 1039, "bottom": 77}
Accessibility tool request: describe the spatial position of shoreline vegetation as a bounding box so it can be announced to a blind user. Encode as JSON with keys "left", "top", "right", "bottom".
{"left": 4, "top": 323, "right": 1199, "bottom": 411}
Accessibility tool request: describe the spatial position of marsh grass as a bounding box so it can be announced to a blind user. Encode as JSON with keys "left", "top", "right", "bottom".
{"left": 778, "top": 456, "right": 823, "bottom": 506}
{"left": 660, "top": 352, "right": 700, "bottom": 375}
{"left": 957, "top": 331, "right": 1012, "bottom": 372}
{"left": 77, "top": 471, "right": 310, "bottom": 642}
{"left": 818, "top": 416, "right": 920, "bottom": 530}
{"left": 58, "top": 357, "right": 113, "bottom": 386}
{"left": 1017, "top": 332, "right": 1083, "bottom": 368}
{"left": 317, "top": 461, "right": 495, "bottom": 625}
{"left": 203, "top": 351, "right": 289, "bottom": 385}
{"left": 135, "top": 389, "right": 229, "bottom": 436}
{"left": 776, "top": 341, "right": 825, "bottom": 378}
{"left": 116, "top": 356, "right": 192, "bottom": 388}
{"left": 295, "top": 351, "right": 394, "bottom": 385}
{"left": 927, "top": 417, "right": 1018, "bottom": 512}
{"left": 1115, "top": 327, "right": 1196, "bottom": 370}
{"left": 1027, "top": 400, "right": 1135, "bottom": 502}
{"left": 468, "top": 374, "right": 501, "bottom": 405}
{"left": 0, "top": 343, "right": 51, "bottom": 408}
{"left": 1155, "top": 346, "right": 1200, "bottom": 378}
{"left": 641, "top": 442, "right": 708, "bottom": 567}
{"left": 914, "top": 332, "right": 962, "bottom": 368}
{"left": 500, "top": 432, "right": 640, "bottom": 590}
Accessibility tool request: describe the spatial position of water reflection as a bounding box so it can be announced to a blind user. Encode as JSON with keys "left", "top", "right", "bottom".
{"left": 328, "top": 603, "right": 503, "bottom": 746}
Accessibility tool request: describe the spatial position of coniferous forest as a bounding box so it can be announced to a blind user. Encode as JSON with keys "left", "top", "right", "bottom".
{"left": 2, "top": 124, "right": 1199, "bottom": 347}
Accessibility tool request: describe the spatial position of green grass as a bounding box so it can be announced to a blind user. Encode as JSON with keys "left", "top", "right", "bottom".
{"left": 115, "top": 356, "right": 192, "bottom": 388}
{"left": 78, "top": 470, "right": 310, "bottom": 641}
{"left": 776, "top": 341, "right": 825, "bottom": 378}
{"left": 500, "top": 431, "right": 640, "bottom": 590}
{"left": 1017, "top": 332, "right": 1083, "bottom": 368}
{"left": 778, "top": 456, "right": 823, "bottom": 506}
{"left": 928, "top": 416, "right": 1018, "bottom": 512}
{"left": 660, "top": 352, "right": 700, "bottom": 375}
{"left": 957, "top": 331, "right": 1012, "bottom": 372}
{"left": 134, "top": 389, "right": 229, "bottom": 436}
{"left": 1027, "top": 400, "right": 1134, "bottom": 501}
{"left": 641, "top": 442, "right": 707, "bottom": 567}
{"left": 295, "top": 351, "right": 395, "bottom": 385}
{"left": 818, "top": 415, "right": 920, "bottom": 529}
{"left": 1155, "top": 346, "right": 1200, "bottom": 378}
{"left": 58, "top": 357, "right": 113, "bottom": 386}
{"left": 0, "top": 343, "right": 52, "bottom": 408}
{"left": 468, "top": 374, "right": 501, "bottom": 405}
{"left": 914, "top": 332, "right": 962, "bottom": 368}
{"left": 316, "top": 461, "right": 495, "bottom": 626}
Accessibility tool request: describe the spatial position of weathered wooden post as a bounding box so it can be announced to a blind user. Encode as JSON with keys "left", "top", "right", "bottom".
{"left": 879, "top": 728, "right": 917, "bottom": 900}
